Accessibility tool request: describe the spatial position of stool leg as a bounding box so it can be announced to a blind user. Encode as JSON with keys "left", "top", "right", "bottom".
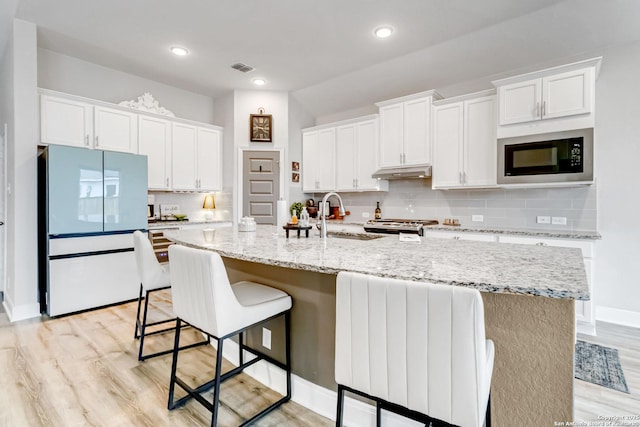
{"left": 285, "top": 310, "right": 292, "bottom": 400}
{"left": 134, "top": 283, "right": 144, "bottom": 339}
{"left": 376, "top": 401, "right": 382, "bottom": 427}
{"left": 138, "top": 289, "right": 152, "bottom": 361}
{"left": 239, "top": 331, "right": 244, "bottom": 366}
{"left": 485, "top": 393, "right": 491, "bottom": 427}
{"left": 336, "top": 384, "right": 345, "bottom": 427}
{"left": 167, "top": 318, "right": 182, "bottom": 409}
{"left": 211, "top": 338, "right": 225, "bottom": 427}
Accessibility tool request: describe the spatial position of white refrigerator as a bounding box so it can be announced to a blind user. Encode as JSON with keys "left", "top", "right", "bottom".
{"left": 38, "top": 144, "right": 148, "bottom": 316}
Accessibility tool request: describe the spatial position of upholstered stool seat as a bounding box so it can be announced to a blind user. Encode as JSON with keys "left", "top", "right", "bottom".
{"left": 167, "top": 244, "right": 292, "bottom": 426}
{"left": 133, "top": 230, "right": 209, "bottom": 361}
{"left": 335, "top": 271, "right": 494, "bottom": 427}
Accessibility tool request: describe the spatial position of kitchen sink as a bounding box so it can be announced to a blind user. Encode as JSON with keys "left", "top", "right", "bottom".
{"left": 327, "top": 232, "right": 385, "bottom": 241}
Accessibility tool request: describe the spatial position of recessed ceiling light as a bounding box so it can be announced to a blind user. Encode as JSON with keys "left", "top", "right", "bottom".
{"left": 374, "top": 26, "right": 394, "bottom": 39}
{"left": 170, "top": 46, "right": 189, "bottom": 56}
{"left": 252, "top": 78, "right": 266, "bottom": 86}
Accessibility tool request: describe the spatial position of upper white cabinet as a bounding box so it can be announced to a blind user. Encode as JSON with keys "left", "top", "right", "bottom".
{"left": 302, "top": 128, "right": 335, "bottom": 192}
{"left": 493, "top": 57, "right": 601, "bottom": 138}
{"left": 432, "top": 92, "right": 497, "bottom": 189}
{"left": 335, "top": 117, "right": 388, "bottom": 192}
{"left": 93, "top": 106, "right": 138, "bottom": 153}
{"left": 172, "top": 123, "right": 223, "bottom": 192}
{"left": 138, "top": 115, "right": 171, "bottom": 190}
{"left": 41, "top": 95, "right": 93, "bottom": 148}
{"left": 376, "top": 90, "right": 442, "bottom": 168}
{"left": 41, "top": 95, "right": 137, "bottom": 153}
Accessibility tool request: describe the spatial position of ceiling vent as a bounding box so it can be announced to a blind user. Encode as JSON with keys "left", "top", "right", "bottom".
{"left": 231, "top": 62, "right": 255, "bottom": 73}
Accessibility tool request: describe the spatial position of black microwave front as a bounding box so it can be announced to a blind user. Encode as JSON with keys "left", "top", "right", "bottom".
{"left": 498, "top": 128, "right": 593, "bottom": 185}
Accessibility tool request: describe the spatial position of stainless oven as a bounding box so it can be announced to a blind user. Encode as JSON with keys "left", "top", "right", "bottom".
{"left": 498, "top": 128, "right": 593, "bottom": 185}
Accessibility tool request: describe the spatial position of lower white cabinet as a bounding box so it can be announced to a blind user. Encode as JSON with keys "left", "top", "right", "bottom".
{"left": 498, "top": 235, "right": 595, "bottom": 335}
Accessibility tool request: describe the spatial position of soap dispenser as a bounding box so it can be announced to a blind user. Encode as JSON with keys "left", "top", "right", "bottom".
{"left": 300, "top": 207, "right": 310, "bottom": 227}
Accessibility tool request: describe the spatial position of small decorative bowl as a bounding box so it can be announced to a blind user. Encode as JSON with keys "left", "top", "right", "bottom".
{"left": 173, "top": 214, "right": 187, "bottom": 221}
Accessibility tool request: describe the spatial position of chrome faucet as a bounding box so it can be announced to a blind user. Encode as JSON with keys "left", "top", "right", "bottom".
{"left": 319, "top": 192, "right": 346, "bottom": 239}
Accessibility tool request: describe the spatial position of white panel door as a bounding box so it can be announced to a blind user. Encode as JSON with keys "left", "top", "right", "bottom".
{"left": 498, "top": 79, "right": 542, "bottom": 125}
{"left": 403, "top": 97, "right": 430, "bottom": 165}
{"left": 316, "top": 128, "right": 336, "bottom": 191}
{"left": 335, "top": 124, "right": 357, "bottom": 191}
{"left": 432, "top": 102, "right": 463, "bottom": 188}
{"left": 94, "top": 106, "right": 138, "bottom": 153}
{"left": 40, "top": 95, "right": 93, "bottom": 148}
{"left": 542, "top": 68, "right": 592, "bottom": 120}
{"left": 138, "top": 115, "right": 171, "bottom": 190}
{"left": 464, "top": 95, "right": 496, "bottom": 187}
{"left": 302, "top": 131, "right": 319, "bottom": 192}
{"left": 171, "top": 123, "right": 197, "bottom": 191}
{"left": 378, "top": 103, "right": 404, "bottom": 168}
{"left": 197, "top": 127, "right": 222, "bottom": 191}
{"left": 355, "top": 119, "right": 380, "bottom": 190}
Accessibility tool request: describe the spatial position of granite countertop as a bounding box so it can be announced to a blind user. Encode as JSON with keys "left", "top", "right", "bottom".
{"left": 164, "top": 225, "right": 589, "bottom": 301}
{"left": 423, "top": 224, "right": 601, "bottom": 240}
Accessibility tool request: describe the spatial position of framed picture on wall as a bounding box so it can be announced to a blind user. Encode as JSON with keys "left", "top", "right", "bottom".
{"left": 250, "top": 111, "right": 272, "bottom": 142}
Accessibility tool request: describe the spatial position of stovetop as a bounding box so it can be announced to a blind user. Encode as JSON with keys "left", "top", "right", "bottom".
{"left": 364, "top": 219, "right": 439, "bottom": 235}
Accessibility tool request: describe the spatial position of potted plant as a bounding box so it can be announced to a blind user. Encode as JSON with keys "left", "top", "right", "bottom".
{"left": 289, "top": 202, "right": 304, "bottom": 218}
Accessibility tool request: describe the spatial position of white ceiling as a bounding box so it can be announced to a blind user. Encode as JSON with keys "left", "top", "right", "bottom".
{"left": 3, "top": 0, "right": 640, "bottom": 117}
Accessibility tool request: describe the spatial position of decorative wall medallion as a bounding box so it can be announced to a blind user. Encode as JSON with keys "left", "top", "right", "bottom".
{"left": 119, "top": 93, "right": 175, "bottom": 117}
{"left": 250, "top": 108, "right": 272, "bottom": 142}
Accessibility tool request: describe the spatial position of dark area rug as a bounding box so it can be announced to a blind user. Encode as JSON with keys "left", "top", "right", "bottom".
{"left": 575, "top": 340, "right": 629, "bottom": 393}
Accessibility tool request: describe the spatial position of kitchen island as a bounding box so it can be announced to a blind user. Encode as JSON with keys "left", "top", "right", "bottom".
{"left": 165, "top": 225, "right": 588, "bottom": 426}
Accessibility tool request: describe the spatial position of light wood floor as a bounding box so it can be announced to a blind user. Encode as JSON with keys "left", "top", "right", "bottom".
{"left": 1, "top": 297, "right": 639, "bottom": 426}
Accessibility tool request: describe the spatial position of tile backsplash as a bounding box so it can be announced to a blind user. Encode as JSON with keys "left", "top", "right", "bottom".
{"left": 308, "top": 179, "right": 597, "bottom": 231}
{"left": 149, "top": 190, "right": 233, "bottom": 222}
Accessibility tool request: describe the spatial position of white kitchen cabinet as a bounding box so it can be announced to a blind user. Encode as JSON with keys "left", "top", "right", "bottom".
{"left": 93, "top": 106, "right": 138, "bottom": 153}
{"left": 497, "top": 67, "right": 593, "bottom": 126}
{"left": 336, "top": 118, "right": 388, "bottom": 192}
{"left": 40, "top": 95, "right": 93, "bottom": 148}
{"left": 376, "top": 90, "right": 441, "bottom": 168}
{"left": 498, "top": 235, "right": 595, "bottom": 335}
{"left": 422, "top": 229, "right": 497, "bottom": 242}
{"left": 302, "top": 128, "right": 335, "bottom": 192}
{"left": 139, "top": 115, "right": 171, "bottom": 190}
{"left": 171, "top": 123, "right": 222, "bottom": 191}
{"left": 432, "top": 93, "right": 496, "bottom": 189}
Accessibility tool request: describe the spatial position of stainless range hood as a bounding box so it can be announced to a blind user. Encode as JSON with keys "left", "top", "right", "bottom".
{"left": 371, "top": 164, "right": 432, "bottom": 180}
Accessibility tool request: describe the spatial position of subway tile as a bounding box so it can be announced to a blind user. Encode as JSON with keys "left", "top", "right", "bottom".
{"left": 448, "top": 199, "right": 487, "bottom": 208}
{"left": 505, "top": 188, "right": 549, "bottom": 199}
{"left": 487, "top": 199, "right": 526, "bottom": 209}
{"left": 526, "top": 199, "right": 572, "bottom": 209}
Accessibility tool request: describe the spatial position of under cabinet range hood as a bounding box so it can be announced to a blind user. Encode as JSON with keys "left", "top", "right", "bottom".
{"left": 371, "top": 164, "right": 432, "bottom": 180}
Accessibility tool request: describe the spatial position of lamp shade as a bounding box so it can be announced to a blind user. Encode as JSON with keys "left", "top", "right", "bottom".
{"left": 203, "top": 194, "right": 216, "bottom": 209}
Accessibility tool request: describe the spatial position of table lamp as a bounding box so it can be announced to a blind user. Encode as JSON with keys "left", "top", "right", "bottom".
{"left": 203, "top": 194, "right": 215, "bottom": 220}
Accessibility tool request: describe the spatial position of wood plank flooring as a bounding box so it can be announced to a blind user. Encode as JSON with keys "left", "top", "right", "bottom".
{"left": 0, "top": 292, "right": 332, "bottom": 427}
{"left": 2, "top": 295, "right": 639, "bottom": 426}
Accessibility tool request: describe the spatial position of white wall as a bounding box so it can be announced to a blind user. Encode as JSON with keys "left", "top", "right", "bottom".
{"left": 0, "top": 28, "right": 13, "bottom": 297}
{"left": 232, "top": 90, "right": 289, "bottom": 222}
{"left": 3, "top": 19, "right": 39, "bottom": 321}
{"left": 592, "top": 40, "right": 640, "bottom": 326}
{"left": 287, "top": 95, "right": 315, "bottom": 206}
{"left": 37, "top": 48, "right": 215, "bottom": 124}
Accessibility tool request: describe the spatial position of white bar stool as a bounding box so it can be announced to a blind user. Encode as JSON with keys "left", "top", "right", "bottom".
{"left": 167, "top": 244, "right": 293, "bottom": 426}
{"left": 335, "top": 271, "right": 494, "bottom": 427}
{"left": 133, "top": 230, "right": 209, "bottom": 361}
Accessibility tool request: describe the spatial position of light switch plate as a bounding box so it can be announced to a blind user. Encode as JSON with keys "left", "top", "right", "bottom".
{"left": 537, "top": 216, "right": 551, "bottom": 224}
{"left": 472, "top": 215, "right": 484, "bottom": 222}
{"left": 552, "top": 216, "right": 567, "bottom": 225}
{"left": 262, "top": 327, "right": 272, "bottom": 350}
{"left": 362, "top": 212, "right": 370, "bottom": 218}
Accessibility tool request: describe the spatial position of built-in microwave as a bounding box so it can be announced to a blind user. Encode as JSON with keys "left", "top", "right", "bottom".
{"left": 497, "top": 128, "right": 593, "bottom": 185}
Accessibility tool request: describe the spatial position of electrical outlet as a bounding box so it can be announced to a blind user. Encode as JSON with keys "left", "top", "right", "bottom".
{"left": 536, "top": 216, "right": 551, "bottom": 224}
{"left": 472, "top": 215, "right": 484, "bottom": 222}
{"left": 362, "top": 212, "right": 370, "bottom": 218}
{"left": 262, "top": 327, "right": 272, "bottom": 350}
{"left": 552, "top": 216, "right": 567, "bottom": 225}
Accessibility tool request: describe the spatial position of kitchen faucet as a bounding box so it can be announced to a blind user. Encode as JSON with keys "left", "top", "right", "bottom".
{"left": 319, "top": 192, "right": 346, "bottom": 239}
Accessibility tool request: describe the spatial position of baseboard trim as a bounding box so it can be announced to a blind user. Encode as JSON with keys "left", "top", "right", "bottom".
{"left": 219, "top": 339, "right": 423, "bottom": 427}
{"left": 4, "top": 301, "right": 40, "bottom": 322}
{"left": 577, "top": 321, "right": 597, "bottom": 336}
{"left": 596, "top": 306, "right": 640, "bottom": 329}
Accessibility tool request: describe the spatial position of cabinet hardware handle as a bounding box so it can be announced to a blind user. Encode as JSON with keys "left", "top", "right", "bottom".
{"left": 453, "top": 236, "right": 460, "bottom": 240}
{"left": 355, "top": 178, "right": 358, "bottom": 188}
{"left": 95, "top": 136, "right": 99, "bottom": 146}
{"left": 400, "top": 153, "right": 403, "bottom": 164}
{"left": 85, "top": 135, "right": 89, "bottom": 146}
{"left": 536, "top": 242, "right": 547, "bottom": 246}
{"left": 459, "top": 172, "right": 463, "bottom": 184}
{"left": 166, "top": 177, "right": 169, "bottom": 187}
{"left": 463, "top": 172, "right": 467, "bottom": 184}
{"left": 403, "top": 153, "right": 406, "bottom": 164}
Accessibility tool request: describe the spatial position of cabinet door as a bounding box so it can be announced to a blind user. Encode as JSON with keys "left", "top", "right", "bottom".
{"left": 542, "top": 68, "right": 592, "bottom": 120}
{"left": 316, "top": 128, "right": 336, "bottom": 191}
{"left": 171, "top": 123, "right": 198, "bottom": 190}
{"left": 94, "top": 106, "right": 138, "bottom": 153}
{"left": 335, "top": 124, "right": 357, "bottom": 191}
{"left": 464, "top": 96, "right": 496, "bottom": 187}
{"left": 197, "top": 127, "right": 222, "bottom": 191}
{"left": 403, "top": 97, "right": 430, "bottom": 165}
{"left": 355, "top": 119, "right": 380, "bottom": 190}
{"left": 432, "top": 102, "right": 463, "bottom": 188}
{"left": 498, "top": 79, "right": 542, "bottom": 125}
{"left": 138, "top": 116, "right": 171, "bottom": 190}
{"left": 41, "top": 95, "right": 93, "bottom": 148}
{"left": 302, "top": 131, "right": 319, "bottom": 192}
{"left": 378, "top": 103, "right": 404, "bottom": 168}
